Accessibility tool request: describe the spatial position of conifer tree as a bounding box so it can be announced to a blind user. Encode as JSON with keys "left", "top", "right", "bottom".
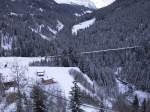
{"left": 132, "top": 95, "right": 139, "bottom": 112}
{"left": 69, "top": 81, "right": 82, "bottom": 112}
{"left": 141, "top": 99, "right": 146, "bottom": 112}
{"left": 31, "top": 85, "right": 46, "bottom": 112}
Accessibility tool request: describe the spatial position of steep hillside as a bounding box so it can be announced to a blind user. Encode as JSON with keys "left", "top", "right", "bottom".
{"left": 61, "top": 0, "right": 150, "bottom": 92}
{"left": 0, "top": 0, "right": 93, "bottom": 56}
{"left": 1, "top": 0, "right": 149, "bottom": 96}
{"left": 0, "top": 0, "right": 150, "bottom": 111}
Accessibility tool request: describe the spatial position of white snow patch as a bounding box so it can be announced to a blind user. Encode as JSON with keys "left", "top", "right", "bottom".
{"left": 47, "top": 20, "right": 64, "bottom": 36}
{"left": 81, "top": 104, "right": 99, "bottom": 112}
{"left": 48, "top": 26, "right": 57, "bottom": 35}
{"left": 39, "top": 33, "right": 51, "bottom": 40}
{"left": 78, "top": 84, "right": 95, "bottom": 98}
{"left": 1, "top": 33, "right": 13, "bottom": 50}
{"left": 74, "top": 10, "right": 92, "bottom": 17}
{"left": 85, "top": 10, "right": 92, "bottom": 13}
{"left": 114, "top": 67, "right": 122, "bottom": 75}
{"left": 104, "top": 99, "right": 113, "bottom": 108}
{"left": 54, "top": 0, "right": 96, "bottom": 9}
{"left": 8, "top": 12, "right": 23, "bottom": 17}
{"left": 39, "top": 8, "right": 44, "bottom": 12}
{"left": 0, "top": 57, "right": 44, "bottom": 67}
{"left": 4, "top": 103, "right": 16, "bottom": 112}
{"left": 134, "top": 91, "right": 150, "bottom": 104}
{"left": 57, "top": 20, "right": 64, "bottom": 31}
{"left": 30, "top": 25, "right": 51, "bottom": 41}
{"left": 38, "top": 24, "right": 44, "bottom": 32}
{"left": 69, "top": 69, "right": 97, "bottom": 98}
{"left": 116, "top": 79, "right": 129, "bottom": 94}
{"left": 83, "top": 73, "right": 93, "bottom": 85}
{"left": 91, "top": 0, "right": 116, "bottom": 9}
{"left": 9, "top": 12, "right": 18, "bottom": 16}
{"left": 74, "top": 13, "right": 82, "bottom": 17}
{"left": 72, "top": 18, "right": 96, "bottom": 35}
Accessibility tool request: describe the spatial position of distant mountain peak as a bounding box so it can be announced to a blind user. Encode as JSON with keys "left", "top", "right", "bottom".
{"left": 53, "top": 0, "right": 96, "bottom": 9}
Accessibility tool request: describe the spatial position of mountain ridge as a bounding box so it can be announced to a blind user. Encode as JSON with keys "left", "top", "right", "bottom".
{"left": 54, "top": 0, "right": 96, "bottom": 9}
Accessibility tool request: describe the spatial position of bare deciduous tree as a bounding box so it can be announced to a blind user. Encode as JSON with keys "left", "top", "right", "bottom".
{"left": 11, "top": 62, "right": 28, "bottom": 112}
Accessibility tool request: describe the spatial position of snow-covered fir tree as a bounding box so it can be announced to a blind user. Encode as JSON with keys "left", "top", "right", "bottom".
{"left": 69, "top": 81, "right": 83, "bottom": 112}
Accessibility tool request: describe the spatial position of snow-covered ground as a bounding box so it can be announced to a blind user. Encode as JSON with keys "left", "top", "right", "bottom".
{"left": 8, "top": 12, "right": 23, "bottom": 17}
{"left": 30, "top": 20, "right": 64, "bottom": 40}
{"left": 72, "top": 18, "right": 96, "bottom": 35}
{"left": 0, "top": 57, "right": 44, "bottom": 66}
{"left": 2, "top": 57, "right": 149, "bottom": 111}
{"left": 1, "top": 103, "right": 16, "bottom": 112}
{"left": 30, "top": 26, "right": 51, "bottom": 41}
{"left": 54, "top": 0, "right": 96, "bottom": 9}
{"left": 0, "top": 57, "right": 101, "bottom": 112}
{"left": 57, "top": 20, "right": 64, "bottom": 31}
{"left": 91, "top": 0, "right": 116, "bottom": 8}
{"left": 28, "top": 67, "right": 79, "bottom": 98}
{"left": 81, "top": 104, "right": 99, "bottom": 112}
{"left": 134, "top": 90, "right": 150, "bottom": 105}
{"left": 0, "top": 57, "right": 100, "bottom": 111}
{"left": 116, "top": 79, "right": 129, "bottom": 94}
{"left": 0, "top": 57, "right": 96, "bottom": 98}
{"left": 1, "top": 33, "right": 13, "bottom": 50}
{"left": 117, "top": 78, "right": 150, "bottom": 106}
{"left": 116, "top": 78, "right": 150, "bottom": 105}
{"left": 74, "top": 10, "right": 93, "bottom": 17}
{"left": 48, "top": 26, "right": 57, "bottom": 35}
{"left": 115, "top": 67, "right": 150, "bottom": 106}
{"left": 0, "top": 57, "right": 80, "bottom": 98}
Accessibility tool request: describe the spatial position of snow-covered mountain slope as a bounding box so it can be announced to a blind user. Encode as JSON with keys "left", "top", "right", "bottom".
{"left": 54, "top": 0, "right": 96, "bottom": 9}
{"left": 92, "top": 0, "right": 116, "bottom": 8}
{"left": 0, "top": 0, "right": 94, "bottom": 56}
{"left": 1, "top": 33, "right": 13, "bottom": 50}
{"left": 72, "top": 18, "right": 96, "bottom": 35}
{"left": 117, "top": 78, "right": 150, "bottom": 106}
{"left": 59, "top": 0, "right": 150, "bottom": 95}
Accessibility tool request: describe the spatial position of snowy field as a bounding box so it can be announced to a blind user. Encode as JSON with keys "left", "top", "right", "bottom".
{"left": 0, "top": 57, "right": 99, "bottom": 112}
{"left": 0, "top": 57, "right": 79, "bottom": 97}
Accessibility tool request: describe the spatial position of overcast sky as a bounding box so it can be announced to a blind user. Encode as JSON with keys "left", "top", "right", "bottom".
{"left": 91, "top": 0, "right": 116, "bottom": 8}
